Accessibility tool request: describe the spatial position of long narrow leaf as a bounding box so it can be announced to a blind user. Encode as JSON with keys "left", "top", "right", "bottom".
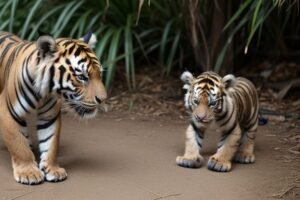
{"left": 223, "top": 0, "right": 252, "bottom": 31}
{"left": 104, "top": 28, "right": 122, "bottom": 88}
{"left": 124, "top": 14, "right": 134, "bottom": 90}
{"left": 9, "top": 0, "right": 18, "bottom": 32}
{"left": 245, "top": 3, "right": 276, "bottom": 51}
{"left": 27, "top": 4, "right": 66, "bottom": 40}
{"left": 166, "top": 31, "right": 180, "bottom": 75}
{"left": 20, "top": 0, "right": 43, "bottom": 38}
{"left": 52, "top": 1, "right": 77, "bottom": 36}
{"left": 0, "top": 0, "right": 12, "bottom": 20}
{"left": 54, "top": 0, "right": 84, "bottom": 37}
{"left": 159, "top": 20, "right": 173, "bottom": 63}
{"left": 95, "top": 28, "right": 114, "bottom": 58}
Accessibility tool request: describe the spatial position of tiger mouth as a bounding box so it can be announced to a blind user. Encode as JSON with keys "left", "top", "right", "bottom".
{"left": 69, "top": 102, "right": 98, "bottom": 118}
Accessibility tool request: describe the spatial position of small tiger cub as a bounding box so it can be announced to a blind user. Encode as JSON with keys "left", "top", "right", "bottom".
{"left": 176, "top": 71, "right": 259, "bottom": 172}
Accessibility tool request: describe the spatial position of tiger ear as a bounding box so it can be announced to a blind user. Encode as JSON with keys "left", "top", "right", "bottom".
{"left": 222, "top": 74, "right": 236, "bottom": 89}
{"left": 181, "top": 71, "right": 194, "bottom": 90}
{"left": 79, "top": 30, "right": 97, "bottom": 49}
{"left": 36, "top": 34, "right": 57, "bottom": 58}
{"left": 181, "top": 71, "right": 194, "bottom": 84}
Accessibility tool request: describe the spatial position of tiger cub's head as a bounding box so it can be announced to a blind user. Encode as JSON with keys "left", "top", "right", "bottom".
{"left": 181, "top": 71, "right": 235, "bottom": 125}
{"left": 34, "top": 32, "right": 107, "bottom": 119}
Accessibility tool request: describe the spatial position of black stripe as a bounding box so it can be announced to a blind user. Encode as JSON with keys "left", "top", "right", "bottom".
{"left": 15, "top": 87, "right": 29, "bottom": 113}
{"left": 195, "top": 134, "right": 202, "bottom": 148}
{"left": 39, "top": 134, "right": 54, "bottom": 144}
{"left": 66, "top": 58, "right": 71, "bottom": 65}
{"left": 191, "top": 121, "right": 204, "bottom": 148}
{"left": 68, "top": 45, "right": 75, "bottom": 54}
{"left": 77, "top": 57, "right": 87, "bottom": 65}
{"left": 4, "top": 44, "right": 19, "bottom": 79}
{"left": 74, "top": 47, "right": 81, "bottom": 57}
{"left": 8, "top": 37, "right": 19, "bottom": 42}
{"left": 0, "top": 34, "right": 13, "bottom": 45}
{"left": 58, "top": 65, "right": 66, "bottom": 86}
{"left": 222, "top": 122, "right": 237, "bottom": 137}
{"left": 6, "top": 99, "right": 27, "bottom": 127}
{"left": 22, "top": 63, "right": 40, "bottom": 101}
{"left": 49, "top": 66, "right": 55, "bottom": 93}
{"left": 38, "top": 100, "right": 57, "bottom": 116}
{"left": 220, "top": 107, "right": 234, "bottom": 127}
{"left": 40, "top": 149, "right": 48, "bottom": 153}
{"left": 22, "top": 42, "right": 33, "bottom": 53}
{"left": 24, "top": 58, "right": 34, "bottom": 84}
{"left": 67, "top": 74, "right": 71, "bottom": 82}
{"left": 190, "top": 121, "right": 204, "bottom": 139}
{"left": 37, "top": 112, "right": 60, "bottom": 130}
{"left": 57, "top": 65, "right": 67, "bottom": 94}
{"left": 19, "top": 82, "right": 36, "bottom": 109}
{"left": 61, "top": 40, "right": 73, "bottom": 46}
{"left": 0, "top": 42, "right": 14, "bottom": 66}
{"left": 197, "top": 78, "right": 215, "bottom": 86}
{"left": 216, "top": 106, "right": 227, "bottom": 121}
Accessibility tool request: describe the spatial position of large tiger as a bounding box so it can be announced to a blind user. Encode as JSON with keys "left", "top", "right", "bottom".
{"left": 0, "top": 31, "right": 107, "bottom": 184}
{"left": 176, "top": 71, "right": 259, "bottom": 172}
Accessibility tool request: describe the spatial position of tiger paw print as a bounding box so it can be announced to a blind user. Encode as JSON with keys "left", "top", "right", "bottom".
{"left": 207, "top": 156, "right": 232, "bottom": 172}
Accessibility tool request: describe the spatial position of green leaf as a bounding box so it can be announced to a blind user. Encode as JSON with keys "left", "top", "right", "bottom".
{"left": 20, "top": 0, "right": 43, "bottom": 38}
{"left": 0, "top": 0, "right": 12, "bottom": 21}
{"left": 223, "top": 0, "right": 252, "bottom": 31}
{"left": 166, "top": 31, "right": 180, "bottom": 75}
{"left": 160, "top": 20, "right": 173, "bottom": 63}
{"left": 104, "top": 28, "right": 122, "bottom": 88}
{"left": 124, "top": 14, "right": 134, "bottom": 90}
{"left": 9, "top": 0, "right": 18, "bottom": 32}
{"left": 95, "top": 28, "right": 114, "bottom": 59}
{"left": 27, "top": 4, "right": 66, "bottom": 40}
{"left": 54, "top": 0, "right": 84, "bottom": 37}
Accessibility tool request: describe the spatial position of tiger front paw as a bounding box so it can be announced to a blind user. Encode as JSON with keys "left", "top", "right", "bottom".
{"left": 42, "top": 165, "right": 67, "bottom": 182}
{"left": 234, "top": 152, "right": 255, "bottom": 164}
{"left": 207, "top": 156, "right": 231, "bottom": 172}
{"left": 176, "top": 155, "right": 203, "bottom": 168}
{"left": 14, "top": 163, "right": 44, "bottom": 185}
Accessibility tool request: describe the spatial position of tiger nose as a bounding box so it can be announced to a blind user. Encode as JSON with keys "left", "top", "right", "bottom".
{"left": 194, "top": 114, "right": 205, "bottom": 121}
{"left": 95, "top": 94, "right": 107, "bottom": 104}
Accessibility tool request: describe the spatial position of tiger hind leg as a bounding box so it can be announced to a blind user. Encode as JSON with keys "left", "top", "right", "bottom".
{"left": 234, "top": 130, "right": 256, "bottom": 164}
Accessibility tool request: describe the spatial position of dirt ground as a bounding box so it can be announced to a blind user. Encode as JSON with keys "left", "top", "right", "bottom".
{"left": 1, "top": 66, "right": 299, "bottom": 199}
{"left": 0, "top": 111, "right": 299, "bottom": 200}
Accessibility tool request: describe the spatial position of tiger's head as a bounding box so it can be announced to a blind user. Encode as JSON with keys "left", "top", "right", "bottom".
{"left": 34, "top": 33, "right": 107, "bottom": 119}
{"left": 181, "top": 71, "right": 236, "bottom": 125}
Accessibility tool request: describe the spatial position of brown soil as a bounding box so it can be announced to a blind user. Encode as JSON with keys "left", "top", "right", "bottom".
{"left": 0, "top": 112, "right": 299, "bottom": 200}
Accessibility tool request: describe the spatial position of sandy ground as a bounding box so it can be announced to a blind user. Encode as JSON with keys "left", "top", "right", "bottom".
{"left": 0, "top": 113, "right": 298, "bottom": 200}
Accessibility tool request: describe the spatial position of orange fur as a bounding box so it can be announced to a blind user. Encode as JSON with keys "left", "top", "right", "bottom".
{"left": 177, "top": 71, "right": 259, "bottom": 172}
{"left": 0, "top": 31, "right": 107, "bottom": 184}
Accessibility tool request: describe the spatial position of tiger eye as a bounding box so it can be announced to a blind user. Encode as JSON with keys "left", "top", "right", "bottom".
{"left": 193, "top": 99, "right": 199, "bottom": 104}
{"left": 209, "top": 100, "right": 217, "bottom": 107}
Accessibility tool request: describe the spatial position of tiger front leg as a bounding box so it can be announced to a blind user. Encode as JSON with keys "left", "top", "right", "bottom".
{"left": 37, "top": 112, "right": 67, "bottom": 182}
{"left": 208, "top": 123, "right": 242, "bottom": 172}
{"left": 176, "top": 123, "right": 205, "bottom": 168}
{"left": 0, "top": 103, "right": 44, "bottom": 185}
